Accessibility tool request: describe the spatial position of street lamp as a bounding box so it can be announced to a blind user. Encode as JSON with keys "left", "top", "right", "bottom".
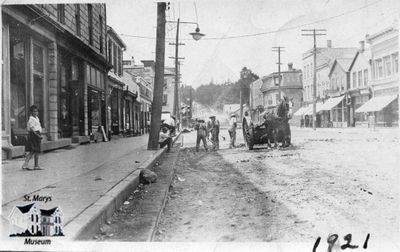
{"left": 168, "top": 19, "right": 205, "bottom": 126}
{"left": 190, "top": 25, "right": 205, "bottom": 41}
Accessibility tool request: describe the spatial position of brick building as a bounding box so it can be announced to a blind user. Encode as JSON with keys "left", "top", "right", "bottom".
{"left": 2, "top": 4, "right": 110, "bottom": 158}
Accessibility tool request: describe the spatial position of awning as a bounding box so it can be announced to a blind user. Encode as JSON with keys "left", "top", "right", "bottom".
{"left": 318, "top": 96, "right": 345, "bottom": 111}
{"left": 303, "top": 102, "right": 323, "bottom": 115}
{"left": 293, "top": 106, "right": 307, "bottom": 116}
{"left": 355, "top": 95, "right": 398, "bottom": 113}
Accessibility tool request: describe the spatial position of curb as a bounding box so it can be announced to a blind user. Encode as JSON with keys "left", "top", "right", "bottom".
{"left": 147, "top": 146, "right": 181, "bottom": 241}
{"left": 64, "top": 132, "right": 182, "bottom": 240}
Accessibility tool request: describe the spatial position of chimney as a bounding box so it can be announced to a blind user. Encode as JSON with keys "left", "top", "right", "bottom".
{"left": 327, "top": 40, "right": 332, "bottom": 48}
{"left": 288, "top": 62, "right": 293, "bottom": 71}
{"left": 359, "top": 41, "right": 365, "bottom": 53}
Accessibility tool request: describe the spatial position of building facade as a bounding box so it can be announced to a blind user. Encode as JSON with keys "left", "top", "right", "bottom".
{"left": 260, "top": 63, "right": 303, "bottom": 126}
{"left": 106, "top": 25, "right": 140, "bottom": 136}
{"left": 348, "top": 41, "right": 372, "bottom": 127}
{"left": 162, "top": 67, "right": 176, "bottom": 114}
{"left": 357, "top": 25, "right": 399, "bottom": 127}
{"left": 2, "top": 4, "right": 110, "bottom": 158}
{"left": 326, "top": 58, "right": 353, "bottom": 127}
{"left": 300, "top": 40, "right": 357, "bottom": 127}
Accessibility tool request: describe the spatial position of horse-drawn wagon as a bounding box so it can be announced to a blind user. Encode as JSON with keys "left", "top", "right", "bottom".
{"left": 242, "top": 97, "right": 292, "bottom": 150}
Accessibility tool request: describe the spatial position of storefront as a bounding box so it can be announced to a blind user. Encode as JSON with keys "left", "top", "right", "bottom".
{"left": 355, "top": 94, "right": 398, "bottom": 127}
{"left": 350, "top": 88, "right": 371, "bottom": 127}
{"left": 86, "top": 63, "right": 106, "bottom": 135}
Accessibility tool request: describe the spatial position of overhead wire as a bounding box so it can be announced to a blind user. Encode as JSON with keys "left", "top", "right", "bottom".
{"left": 119, "top": 0, "right": 385, "bottom": 41}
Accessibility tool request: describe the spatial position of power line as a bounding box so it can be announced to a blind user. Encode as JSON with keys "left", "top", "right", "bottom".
{"left": 119, "top": 0, "right": 383, "bottom": 41}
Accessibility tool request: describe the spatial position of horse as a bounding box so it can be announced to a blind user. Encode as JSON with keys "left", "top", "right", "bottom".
{"left": 263, "top": 96, "right": 293, "bottom": 148}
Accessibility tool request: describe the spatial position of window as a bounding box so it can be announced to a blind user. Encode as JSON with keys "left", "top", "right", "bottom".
{"left": 352, "top": 72, "right": 356, "bottom": 88}
{"left": 113, "top": 44, "right": 117, "bottom": 73}
{"left": 375, "top": 59, "right": 383, "bottom": 79}
{"left": 99, "top": 15, "right": 103, "bottom": 53}
{"left": 384, "top": 56, "right": 391, "bottom": 76}
{"left": 57, "top": 4, "right": 65, "bottom": 24}
{"left": 393, "top": 53, "right": 398, "bottom": 73}
{"left": 162, "top": 94, "right": 168, "bottom": 106}
{"left": 118, "top": 47, "right": 122, "bottom": 76}
{"left": 358, "top": 71, "right": 362, "bottom": 88}
{"left": 363, "top": 69, "right": 368, "bottom": 87}
{"left": 108, "top": 39, "right": 113, "bottom": 64}
{"left": 32, "top": 43, "right": 45, "bottom": 124}
{"left": 88, "top": 4, "right": 93, "bottom": 45}
{"left": 340, "top": 76, "right": 344, "bottom": 91}
{"left": 75, "top": 4, "right": 81, "bottom": 36}
{"left": 10, "top": 30, "right": 27, "bottom": 129}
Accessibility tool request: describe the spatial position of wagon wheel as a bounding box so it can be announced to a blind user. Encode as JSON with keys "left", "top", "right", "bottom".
{"left": 242, "top": 117, "right": 254, "bottom": 150}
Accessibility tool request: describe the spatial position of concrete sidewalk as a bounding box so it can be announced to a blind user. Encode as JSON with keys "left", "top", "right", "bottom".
{"left": 1, "top": 133, "right": 181, "bottom": 240}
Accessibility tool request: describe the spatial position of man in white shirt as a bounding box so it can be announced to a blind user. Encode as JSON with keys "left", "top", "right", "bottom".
{"left": 159, "top": 127, "right": 172, "bottom": 152}
{"left": 228, "top": 114, "right": 237, "bottom": 148}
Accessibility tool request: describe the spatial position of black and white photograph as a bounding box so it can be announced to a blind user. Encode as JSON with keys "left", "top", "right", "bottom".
{"left": 1, "top": 0, "right": 399, "bottom": 251}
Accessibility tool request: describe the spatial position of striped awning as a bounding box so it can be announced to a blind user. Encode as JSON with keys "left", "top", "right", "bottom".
{"left": 355, "top": 95, "right": 398, "bottom": 113}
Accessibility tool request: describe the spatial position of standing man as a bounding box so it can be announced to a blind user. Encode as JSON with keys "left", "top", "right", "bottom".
{"left": 195, "top": 119, "right": 208, "bottom": 152}
{"left": 207, "top": 115, "right": 220, "bottom": 150}
{"left": 228, "top": 114, "right": 237, "bottom": 148}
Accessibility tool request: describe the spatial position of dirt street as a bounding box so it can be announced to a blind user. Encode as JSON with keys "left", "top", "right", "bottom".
{"left": 155, "top": 128, "right": 399, "bottom": 244}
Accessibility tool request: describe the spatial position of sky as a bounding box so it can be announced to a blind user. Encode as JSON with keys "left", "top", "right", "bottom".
{"left": 4, "top": 0, "right": 399, "bottom": 87}
{"left": 105, "top": 0, "right": 400, "bottom": 88}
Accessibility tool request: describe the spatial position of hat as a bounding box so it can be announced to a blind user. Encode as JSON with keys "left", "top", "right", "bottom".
{"left": 230, "top": 113, "right": 236, "bottom": 117}
{"left": 209, "top": 115, "right": 216, "bottom": 119}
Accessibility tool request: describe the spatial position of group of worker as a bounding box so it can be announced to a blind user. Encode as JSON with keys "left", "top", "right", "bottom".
{"left": 194, "top": 113, "right": 237, "bottom": 152}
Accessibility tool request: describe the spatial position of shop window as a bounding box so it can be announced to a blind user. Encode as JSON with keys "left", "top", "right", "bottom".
{"left": 90, "top": 90, "right": 100, "bottom": 126}
{"left": 91, "top": 67, "right": 96, "bottom": 86}
{"left": 71, "top": 60, "right": 79, "bottom": 81}
{"left": 10, "top": 31, "right": 27, "bottom": 129}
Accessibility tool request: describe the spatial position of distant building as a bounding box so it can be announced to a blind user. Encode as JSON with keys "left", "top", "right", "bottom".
{"left": 123, "top": 59, "right": 155, "bottom": 133}
{"left": 348, "top": 41, "right": 372, "bottom": 127}
{"left": 162, "top": 67, "right": 177, "bottom": 114}
{"left": 260, "top": 63, "right": 303, "bottom": 126}
{"left": 301, "top": 40, "right": 357, "bottom": 127}
{"left": 356, "top": 24, "right": 399, "bottom": 127}
{"left": 326, "top": 58, "right": 353, "bottom": 127}
{"left": 106, "top": 26, "right": 140, "bottom": 136}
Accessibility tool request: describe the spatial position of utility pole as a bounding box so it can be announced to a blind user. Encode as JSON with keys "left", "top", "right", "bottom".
{"left": 301, "top": 29, "right": 327, "bottom": 130}
{"left": 169, "top": 24, "right": 185, "bottom": 128}
{"left": 272, "top": 46, "right": 285, "bottom": 101}
{"left": 240, "top": 89, "right": 243, "bottom": 121}
{"left": 148, "top": 2, "right": 166, "bottom": 150}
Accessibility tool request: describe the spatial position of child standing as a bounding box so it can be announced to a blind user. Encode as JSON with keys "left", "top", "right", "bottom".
{"left": 22, "top": 105, "right": 43, "bottom": 170}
